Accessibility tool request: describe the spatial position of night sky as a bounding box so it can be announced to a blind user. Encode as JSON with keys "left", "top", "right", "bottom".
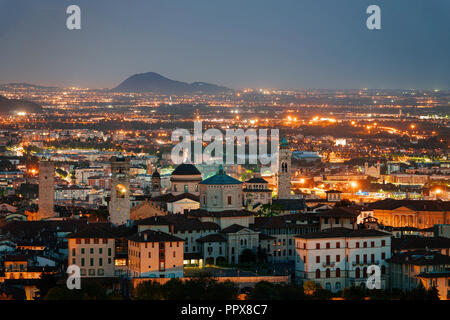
{"left": 0, "top": 0, "right": 449, "bottom": 89}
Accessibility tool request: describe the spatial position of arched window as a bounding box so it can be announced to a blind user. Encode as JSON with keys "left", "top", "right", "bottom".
{"left": 355, "top": 268, "right": 360, "bottom": 279}
{"left": 335, "top": 282, "right": 341, "bottom": 291}
{"left": 316, "top": 269, "right": 321, "bottom": 279}
{"left": 326, "top": 269, "right": 331, "bottom": 278}
{"left": 336, "top": 268, "right": 341, "bottom": 277}
{"left": 363, "top": 267, "right": 367, "bottom": 278}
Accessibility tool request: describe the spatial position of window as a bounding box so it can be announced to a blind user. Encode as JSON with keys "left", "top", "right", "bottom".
{"left": 148, "top": 252, "right": 151, "bottom": 258}
{"left": 381, "top": 240, "right": 386, "bottom": 246}
{"left": 184, "top": 185, "right": 188, "bottom": 193}
{"left": 356, "top": 255, "right": 360, "bottom": 264}
{"left": 326, "top": 269, "right": 330, "bottom": 278}
{"left": 228, "top": 196, "right": 232, "bottom": 205}
{"left": 363, "top": 242, "right": 367, "bottom": 248}
{"left": 99, "top": 258, "right": 103, "bottom": 266}
{"left": 94, "top": 239, "right": 99, "bottom": 244}
{"left": 89, "top": 269, "right": 95, "bottom": 276}
{"left": 316, "top": 269, "right": 321, "bottom": 279}
{"left": 99, "top": 248, "right": 102, "bottom": 254}
{"left": 326, "top": 243, "right": 330, "bottom": 249}
{"left": 316, "top": 243, "right": 320, "bottom": 249}
{"left": 72, "top": 248, "right": 76, "bottom": 256}
{"left": 336, "top": 255, "right": 340, "bottom": 262}
{"left": 108, "top": 248, "right": 111, "bottom": 256}
{"left": 335, "top": 218, "right": 340, "bottom": 224}
{"left": 76, "top": 239, "right": 81, "bottom": 244}
{"left": 102, "top": 239, "right": 108, "bottom": 244}
{"left": 326, "top": 255, "right": 330, "bottom": 265}
{"left": 316, "top": 256, "right": 320, "bottom": 263}
{"left": 85, "top": 239, "right": 90, "bottom": 245}
{"left": 356, "top": 242, "right": 360, "bottom": 248}
{"left": 355, "top": 268, "right": 360, "bottom": 279}
{"left": 98, "top": 269, "right": 104, "bottom": 276}
{"left": 381, "top": 252, "right": 386, "bottom": 259}
{"left": 90, "top": 248, "right": 94, "bottom": 254}
{"left": 90, "top": 258, "right": 94, "bottom": 266}
{"left": 371, "top": 241, "right": 375, "bottom": 248}
{"left": 336, "top": 268, "right": 341, "bottom": 277}
{"left": 371, "top": 254, "right": 375, "bottom": 263}
{"left": 336, "top": 242, "right": 340, "bottom": 248}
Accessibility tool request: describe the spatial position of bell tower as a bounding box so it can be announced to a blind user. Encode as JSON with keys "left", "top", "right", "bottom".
{"left": 277, "top": 136, "right": 292, "bottom": 199}
{"left": 151, "top": 169, "right": 161, "bottom": 197}
{"left": 109, "top": 156, "right": 130, "bottom": 226}
{"left": 38, "top": 160, "right": 55, "bottom": 219}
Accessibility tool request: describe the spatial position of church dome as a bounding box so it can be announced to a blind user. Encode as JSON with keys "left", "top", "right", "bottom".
{"left": 171, "top": 163, "right": 201, "bottom": 176}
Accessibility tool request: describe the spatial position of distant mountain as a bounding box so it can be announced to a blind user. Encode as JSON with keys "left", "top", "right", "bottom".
{"left": 0, "top": 83, "right": 60, "bottom": 90}
{"left": 0, "top": 95, "right": 43, "bottom": 113}
{"left": 112, "top": 72, "right": 232, "bottom": 94}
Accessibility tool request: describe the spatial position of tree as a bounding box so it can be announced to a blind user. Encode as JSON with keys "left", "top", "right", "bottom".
{"left": 134, "top": 281, "right": 165, "bottom": 300}
{"left": 342, "top": 284, "right": 366, "bottom": 300}
{"left": 257, "top": 203, "right": 284, "bottom": 217}
{"left": 37, "top": 272, "right": 57, "bottom": 299}
{"left": 278, "top": 284, "right": 305, "bottom": 300}
{"left": 239, "top": 249, "right": 257, "bottom": 264}
{"left": 334, "top": 199, "right": 353, "bottom": 208}
{"left": 248, "top": 282, "right": 281, "bottom": 300}
{"left": 206, "top": 280, "right": 239, "bottom": 300}
{"left": 303, "top": 281, "right": 321, "bottom": 296}
{"left": 425, "top": 285, "right": 440, "bottom": 300}
{"left": 43, "top": 281, "right": 108, "bottom": 300}
{"left": 162, "top": 278, "right": 186, "bottom": 300}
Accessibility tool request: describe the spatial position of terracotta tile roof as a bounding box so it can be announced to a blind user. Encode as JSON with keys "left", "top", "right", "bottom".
{"left": 368, "top": 199, "right": 450, "bottom": 212}
{"left": 197, "top": 233, "right": 227, "bottom": 243}
{"left": 388, "top": 250, "right": 450, "bottom": 266}
{"left": 128, "top": 230, "right": 183, "bottom": 243}
{"left": 294, "top": 227, "right": 391, "bottom": 239}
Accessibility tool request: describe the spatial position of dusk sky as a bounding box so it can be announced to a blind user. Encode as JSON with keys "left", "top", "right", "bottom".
{"left": 0, "top": 0, "right": 449, "bottom": 89}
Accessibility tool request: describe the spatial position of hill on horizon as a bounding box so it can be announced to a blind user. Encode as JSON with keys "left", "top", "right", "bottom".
{"left": 0, "top": 95, "right": 43, "bottom": 114}
{"left": 112, "top": 72, "right": 232, "bottom": 95}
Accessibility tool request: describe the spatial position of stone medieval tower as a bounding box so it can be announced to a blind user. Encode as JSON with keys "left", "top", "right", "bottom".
{"left": 277, "top": 137, "right": 292, "bottom": 199}
{"left": 151, "top": 169, "right": 161, "bottom": 197}
{"left": 38, "top": 160, "right": 55, "bottom": 219}
{"left": 109, "top": 156, "right": 130, "bottom": 226}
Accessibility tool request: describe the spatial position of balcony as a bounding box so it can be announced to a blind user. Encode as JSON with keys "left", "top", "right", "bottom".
{"left": 322, "top": 262, "right": 335, "bottom": 267}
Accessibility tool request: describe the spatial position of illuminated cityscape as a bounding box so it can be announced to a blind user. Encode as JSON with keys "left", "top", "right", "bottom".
{"left": 0, "top": 0, "right": 448, "bottom": 308}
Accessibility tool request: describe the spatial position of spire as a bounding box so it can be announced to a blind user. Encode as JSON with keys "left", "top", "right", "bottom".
{"left": 280, "top": 136, "right": 289, "bottom": 148}
{"left": 218, "top": 164, "right": 225, "bottom": 175}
